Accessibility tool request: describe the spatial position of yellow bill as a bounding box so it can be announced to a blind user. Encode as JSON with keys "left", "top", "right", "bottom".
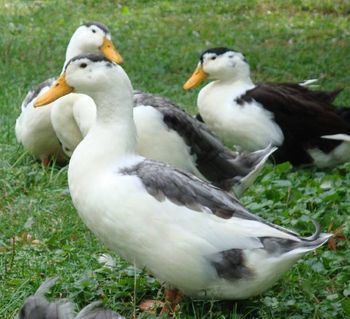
{"left": 100, "top": 37, "right": 124, "bottom": 64}
{"left": 183, "top": 65, "right": 208, "bottom": 90}
{"left": 34, "top": 75, "right": 73, "bottom": 107}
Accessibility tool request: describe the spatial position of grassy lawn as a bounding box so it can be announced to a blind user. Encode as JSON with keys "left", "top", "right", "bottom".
{"left": 0, "top": 0, "right": 349, "bottom": 318}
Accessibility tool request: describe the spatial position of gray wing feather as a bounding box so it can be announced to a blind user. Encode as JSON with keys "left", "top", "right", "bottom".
{"left": 133, "top": 91, "right": 272, "bottom": 190}
{"left": 21, "top": 77, "right": 57, "bottom": 110}
{"left": 122, "top": 159, "right": 305, "bottom": 238}
{"left": 121, "top": 159, "right": 261, "bottom": 221}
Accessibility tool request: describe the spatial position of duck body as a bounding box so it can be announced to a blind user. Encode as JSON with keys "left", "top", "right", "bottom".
{"left": 70, "top": 144, "right": 327, "bottom": 299}
{"left": 36, "top": 54, "right": 330, "bottom": 300}
{"left": 185, "top": 47, "right": 350, "bottom": 167}
{"left": 15, "top": 78, "right": 67, "bottom": 165}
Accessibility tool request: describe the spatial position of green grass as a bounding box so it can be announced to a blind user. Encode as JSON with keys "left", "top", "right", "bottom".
{"left": 0, "top": 0, "right": 349, "bottom": 318}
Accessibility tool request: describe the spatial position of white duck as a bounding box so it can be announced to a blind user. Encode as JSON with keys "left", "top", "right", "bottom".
{"left": 34, "top": 54, "right": 330, "bottom": 309}
{"left": 15, "top": 22, "right": 123, "bottom": 165}
{"left": 184, "top": 47, "right": 350, "bottom": 167}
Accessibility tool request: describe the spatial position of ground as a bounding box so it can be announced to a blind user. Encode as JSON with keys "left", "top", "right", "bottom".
{"left": 0, "top": 1, "right": 349, "bottom": 318}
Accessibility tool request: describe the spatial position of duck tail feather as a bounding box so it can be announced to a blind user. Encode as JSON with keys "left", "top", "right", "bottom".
{"left": 299, "top": 78, "right": 319, "bottom": 87}
{"left": 261, "top": 219, "right": 331, "bottom": 256}
{"left": 321, "top": 134, "right": 350, "bottom": 142}
{"left": 233, "top": 144, "right": 277, "bottom": 196}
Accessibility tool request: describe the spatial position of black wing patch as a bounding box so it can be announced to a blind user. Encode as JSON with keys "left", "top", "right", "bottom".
{"left": 236, "top": 83, "right": 350, "bottom": 165}
{"left": 120, "top": 159, "right": 262, "bottom": 221}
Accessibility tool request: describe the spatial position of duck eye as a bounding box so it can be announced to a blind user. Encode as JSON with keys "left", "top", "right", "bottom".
{"left": 228, "top": 55, "right": 234, "bottom": 58}
{"left": 211, "top": 56, "right": 216, "bottom": 60}
{"left": 92, "top": 29, "right": 96, "bottom": 33}
{"left": 80, "top": 63, "right": 87, "bottom": 68}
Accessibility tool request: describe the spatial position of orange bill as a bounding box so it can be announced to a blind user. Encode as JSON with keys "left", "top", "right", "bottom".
{"left": 183, "top": 65, "right": 208, "bottom": 90}
{"left": 34, "top": 75, "right": 74, "bottom": 107}
{"left": 100, "top": 37, "right": 124, "bottom": 64}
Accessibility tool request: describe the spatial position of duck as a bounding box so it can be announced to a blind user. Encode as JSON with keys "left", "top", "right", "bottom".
{"left": 183, "top": 47, "right": 350, "bottom": 167}
{"left": 34, "top": 54, "right": 330, "bottom": 309}
{"left": 15, "top": 21, "right": 123, "bottom": 166}
{"left": 17, "top": 277, "right": 125, "bottom": 319}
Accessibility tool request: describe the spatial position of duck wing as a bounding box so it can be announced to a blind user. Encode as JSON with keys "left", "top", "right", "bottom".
{"left": 133, "top": 91, "right": 273, "bottom": 191}
{"left": 120, "top": 159, "right": 330, "bottom": 257}
{"left": 237, "top": 84, "right": 350, "bottom": 164}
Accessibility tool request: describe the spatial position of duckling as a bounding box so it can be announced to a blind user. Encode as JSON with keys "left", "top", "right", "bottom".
{"left": 184, "top": 47, "right": 350, "bottom": 167}
{"left": 34, "top": 54, "right": 330, "bottom": 307}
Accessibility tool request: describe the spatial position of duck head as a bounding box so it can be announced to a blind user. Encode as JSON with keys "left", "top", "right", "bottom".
{"left": 183, "top": 47, "right": 250, "bottom": 89}
{"left": 65, "top": 22, "right": 124, "bottom": 67}
{"left": 34, "top": 54, "right": 132, "bottom": 107}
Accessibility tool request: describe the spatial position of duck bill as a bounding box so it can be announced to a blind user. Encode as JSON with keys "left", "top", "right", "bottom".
{"left": 34, "top": 75, "right": 74, "bottom": 107}
{"left": 183, "top": 65, "right": 208, "bottom": 90}
{"left": 100, "top": 37, "right": 124, "bottom": 64}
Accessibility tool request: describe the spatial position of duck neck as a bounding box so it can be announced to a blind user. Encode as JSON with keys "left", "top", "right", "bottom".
{"left": 217, "top": 74, "right": 254, "bottom": 87}
{"left": 64, "top": 43, "right": 82, "bottom": 72}
{"left": 82, "top": 87, "right": 137, "bottom": 165}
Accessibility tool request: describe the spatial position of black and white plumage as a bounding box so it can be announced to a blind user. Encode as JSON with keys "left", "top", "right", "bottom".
{"left": 132, "top": 91, "right": 275, "bottom": 194}
{"left": 34, "top": 54, "right": 330, "bottom": 300}
{"left": 184, "top": 47, "right": 350, "bottom": 167}
{"left": 18, "top": 278, "right": 125, "bottom": 319}
{"left": 15, "top": 21, "right": 122, "bottom": 165}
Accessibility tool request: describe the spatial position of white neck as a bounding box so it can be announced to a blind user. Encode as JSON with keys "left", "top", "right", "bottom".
{"left": 70, "top": 80, "right": 137, "bottom": 171}
{"left": 214, "top": 70, "right": 254, "bottom": 86}
{"left": 216, "top": 77, "right": 254, "bottom": 87}
{"left": 63, "top": 40, "right": 82, "bottom": 72}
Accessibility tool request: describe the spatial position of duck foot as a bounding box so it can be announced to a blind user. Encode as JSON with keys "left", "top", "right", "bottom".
{"left": 327, "top": 224, "right": 346, "bottom": 251}
{"left": 139, "top": 288, "right": 182, "bottom": 317}
{"left": 139, "top": 299, "right": 164, "bottom": 313}
{"left": 41, "top": 157, "right": 50, "bottom": 167}
{"left": 160, "top": 288, "right": 182, "bottom": 316}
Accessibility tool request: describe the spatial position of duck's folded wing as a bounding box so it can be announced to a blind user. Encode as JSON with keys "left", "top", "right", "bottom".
{"left": 121, "top": 159, "right": 300, "bottom": 237}
{"left": 238, "top": 84, "right": 350, "bottom": 138}
{"left": 121, "top": 159, "right": 329, "bottom": 260}
{"left": 133, "top": 91, "right": 270, "bottom": 190}
{"left": 237, "top": 84, "right": 350, "bottom": 156}
{"left": 260, "top": 82, "right": 342, "bottom": 105}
